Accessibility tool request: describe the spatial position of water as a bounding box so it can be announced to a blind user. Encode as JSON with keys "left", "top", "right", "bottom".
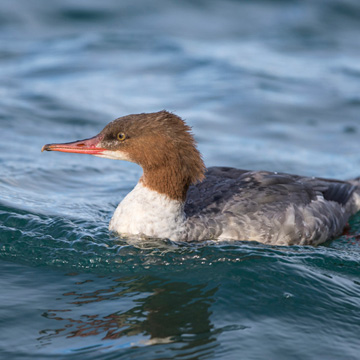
{"left": 1, "top": 0, "right": 360, "bottom": 358}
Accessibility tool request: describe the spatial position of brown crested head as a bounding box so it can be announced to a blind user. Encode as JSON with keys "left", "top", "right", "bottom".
{"left": 42, "top": 110, "right": 205, "bottom": 201}
{"left": 98, "top": 110, "right": 205, "bottom": 200}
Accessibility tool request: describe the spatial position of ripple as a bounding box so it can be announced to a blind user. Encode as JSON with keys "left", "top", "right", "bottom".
{"left": 1, "top": 199, "right": 360, "bottom": 276}
{"left": 1, "top": 0, "right": 360, "bottom": 358}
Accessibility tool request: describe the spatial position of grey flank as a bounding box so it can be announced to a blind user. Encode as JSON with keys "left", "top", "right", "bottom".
{"left": 183, "top": 167, "right": 360, "bottom": 245}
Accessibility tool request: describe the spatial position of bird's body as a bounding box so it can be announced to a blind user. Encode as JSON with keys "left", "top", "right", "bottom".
{"left": 42, "top": 111, "right": 360, "bottom": 245}
{"left": 184, "top": 167, "right": 360, "bottom": 245}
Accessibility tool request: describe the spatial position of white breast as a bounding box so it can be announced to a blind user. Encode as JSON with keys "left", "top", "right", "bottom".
{"left": 109, "top": 182, "right": 186, "bottom": 240}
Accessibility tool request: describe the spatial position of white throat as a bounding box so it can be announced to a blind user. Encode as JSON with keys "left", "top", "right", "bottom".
{"left": 109, "top": 182, "right": 186, "bottom": 240}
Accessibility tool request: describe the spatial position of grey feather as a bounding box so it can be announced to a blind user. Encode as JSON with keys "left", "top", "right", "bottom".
{"left": 183, "top": 167, "right": 360, "bottom": 245}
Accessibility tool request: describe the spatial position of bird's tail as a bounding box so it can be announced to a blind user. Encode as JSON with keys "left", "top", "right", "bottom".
{"left": 348, "top": 177, "right": 360, "bottom": 213}
{"left": 349, "top": 176, "right": 360, "bottom": 187}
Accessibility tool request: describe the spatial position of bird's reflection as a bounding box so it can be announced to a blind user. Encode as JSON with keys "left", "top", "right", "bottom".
{"left": 38, "top": 274, "right": 218, "bottom": 353}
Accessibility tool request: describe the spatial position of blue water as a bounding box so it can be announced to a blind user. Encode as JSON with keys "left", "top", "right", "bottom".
{"left": 1, "top": 0, "right": 360, "bottom": 359}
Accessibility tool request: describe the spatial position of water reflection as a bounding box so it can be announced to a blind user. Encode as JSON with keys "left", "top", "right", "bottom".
{"left": 38, "top": 274, "right": 218, "bottom": 355}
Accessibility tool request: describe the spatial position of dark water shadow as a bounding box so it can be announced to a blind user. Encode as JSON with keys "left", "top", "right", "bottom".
{"left": 37, "top": 274, "right": 219, "bottom": 358}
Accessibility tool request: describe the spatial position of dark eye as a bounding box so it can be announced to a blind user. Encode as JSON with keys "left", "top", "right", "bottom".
{"left": 117, "top": 132, "right": 126, "bottom": 141}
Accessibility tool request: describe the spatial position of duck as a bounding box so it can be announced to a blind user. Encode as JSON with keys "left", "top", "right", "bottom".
{"left": 42, "top": 110, "right": 360, "bottom": 245}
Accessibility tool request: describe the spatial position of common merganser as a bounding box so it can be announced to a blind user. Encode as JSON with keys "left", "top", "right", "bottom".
{"left": 42, "top": 110, "right": 360, "bottom": 245}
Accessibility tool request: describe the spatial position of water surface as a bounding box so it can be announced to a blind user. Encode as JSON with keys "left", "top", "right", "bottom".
{"left": 1, "top": 0, "right": 360, "bottom": 359}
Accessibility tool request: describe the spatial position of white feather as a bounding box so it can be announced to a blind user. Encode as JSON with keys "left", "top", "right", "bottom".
{"left": 109, "top": 183, "right": 186, "bottom": 240}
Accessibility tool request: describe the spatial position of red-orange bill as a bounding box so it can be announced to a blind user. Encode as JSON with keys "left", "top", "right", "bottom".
{"left": 41, "top": 134, "right": 105, "bottom": 155}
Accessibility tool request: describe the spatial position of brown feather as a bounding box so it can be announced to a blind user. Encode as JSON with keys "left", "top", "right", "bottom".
{"left": 99, "top": 110, "right": 205, "bottom": 201}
